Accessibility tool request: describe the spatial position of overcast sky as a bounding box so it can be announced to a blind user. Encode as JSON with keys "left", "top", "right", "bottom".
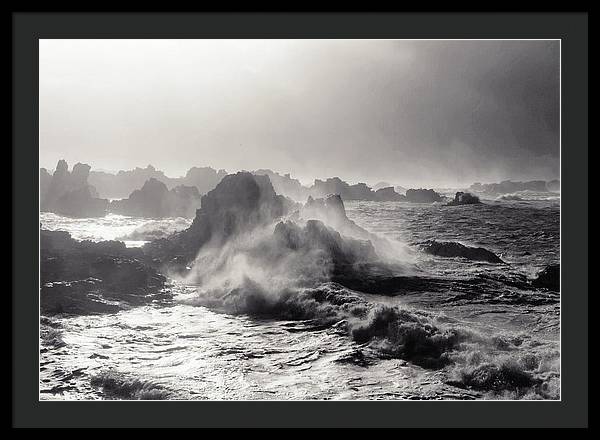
{"left": 40, "top": 39, "right": 559, "bottom": 187}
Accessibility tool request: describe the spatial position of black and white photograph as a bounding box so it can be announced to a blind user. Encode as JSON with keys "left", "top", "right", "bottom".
{"left": 37, "top": 38, "right": 563, "bottom": 402}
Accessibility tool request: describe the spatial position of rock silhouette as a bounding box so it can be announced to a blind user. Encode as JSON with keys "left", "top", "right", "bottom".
{"left": 446, "top": 192, "right": 481, "bottom": 206}
{"left": 143, "top": 171, "right": 297, "bottom": 267}
{"left": 420, "top": 240, "right": 504, "bottom": 264}
{"left": 88, "top": 165, "right": 227, "bottom": 199}
{"left": 109, "top": 178, "right": 201, "bottom": 218}
{"left": 405, "top": 188, "right": 443, "bottom": 203}
{"left": 41, "top": 160, "right": 109, "bottom": 217}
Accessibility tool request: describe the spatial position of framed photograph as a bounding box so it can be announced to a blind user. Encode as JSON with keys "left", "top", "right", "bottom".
{"left": 12, "top": 12, "right": 588, "bottom": 428}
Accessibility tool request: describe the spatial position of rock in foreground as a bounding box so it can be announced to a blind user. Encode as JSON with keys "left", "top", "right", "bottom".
{"left": 40, "top": 230, "right": 168, "bottom": 315}
{"left": 143, "top": 172, "right": 297, "bottom": 268}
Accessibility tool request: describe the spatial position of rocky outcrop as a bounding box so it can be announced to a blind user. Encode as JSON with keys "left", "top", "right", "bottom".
{"left": 143, "top": 172, "right": 297, "bottom": 268}
{"left": 41, "top": 160, "right": 109, "bottom": 217}
{"left": 374, "top": 187, "right": 407, "bottom": 202}
{"left": 89, "top": 165, "right": 227, "bottom": 199}
{"left": 420, "top": 240, "right": 505, "bottom": 264}
{"left": 310, "top": 177, "right": 375, "bottom": 201}
{"left": 446, "top": 192, "right": 481, "bottom": 206}
{"left": 308, "top": 177, "right": 407, "bottom": 202}
{"left": 274, "top": 219, "right": 378, "bottom": 268}
{"left": 88, "top": 165, "right": 171, "bottom": 199}
{"left": 299, "top": 194, "right": 370, "bottom": 240}
{"left": 532, "top": 264, "right": 559, "bottom": 291}
{"left": 405, "top": 188, "right": 443, "bottom": 203}
{"left": 40, "top": 230, "right": 167, "bottom": 315}
{"left": 109, "top": 178, "right": 201, "bottom": 218}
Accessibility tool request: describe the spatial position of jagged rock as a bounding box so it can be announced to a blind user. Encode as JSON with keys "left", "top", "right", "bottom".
{"left": 89, "top": 165, "right": 227, "bottom": 199}
{"left": 532, "top": 264, "right": 559, "bottom": 291}
{"left": 41, "top": 160, "right": 108, "bottom": 217}
{"left": 420, "top": 240, "right": 505, "bottom": 264}
{"left": 310, "top": 177, "right": 377, "bottom": 201}
{"left": 143, "top": 171, "right": 297, "bottom": 267}
{"left": 446, "top": 192, "right": 481, "bottom": 206}
{"left": 40, "top": 230, "right": 167, "bottom": 315}
{"left": 299, "top": 194, "right": 370, "bottom": 239}
{"left": 405, "top": 188, "right": 443, "bottom": 203}
{"left": 274, "top": 219, "right": 378, "bottom": 267}
{"left": 374, "top": 187, "right": 407, "bottom": 202}
{"left": 109, "top": 178, "right": 201, "bottom": 218}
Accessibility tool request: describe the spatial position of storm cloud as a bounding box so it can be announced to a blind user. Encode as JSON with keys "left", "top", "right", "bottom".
{"left": 40, "top": 39, "right": 559, "bottom": 187}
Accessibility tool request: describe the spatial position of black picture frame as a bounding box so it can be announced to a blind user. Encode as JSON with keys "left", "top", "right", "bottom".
{"left": 12, "top": 12, "right": 588, "bottom": 428}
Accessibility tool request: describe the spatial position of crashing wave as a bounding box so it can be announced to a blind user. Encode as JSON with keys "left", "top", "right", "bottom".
{"left": 116, "top": 217, "right": 192, "bottom": 241}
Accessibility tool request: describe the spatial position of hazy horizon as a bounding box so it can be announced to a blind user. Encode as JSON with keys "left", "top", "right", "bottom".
{"left": 40, "top": 39, "right": 560, "bottom": 188}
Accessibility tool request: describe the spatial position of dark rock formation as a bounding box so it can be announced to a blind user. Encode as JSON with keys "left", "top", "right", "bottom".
{"left": 308, "top": 177, "right": 407, "bottom": 202}
{"left": 274, "top": 219, "right": 378, "bottom": 268}
{"left": 420, "top": 240, "right": 505, "bottom": 264}
{"left": 310, "top": 177, "right": 376, "bottom": 201}
{"left": 405, "top": 188, "right": 443, "bottom": 203}
{"left": 446, "top": 192, "right": 481, "bottom": 206}
{"left": 374, "top": 187, "right": 407, "bottom": 202}
{"left": 40, "top": 230, "right": 167, "bottom": 315}
{"left": 469, "top": 180, "right": 549, "bottom": 195}
{"left": 41, "top": 160, "right": 109, "bottom": 217}
{"left": 143, "top": 172, "right": 297, "bottom": 268}
{"left": 109, "top": 178, "right": 201, "bottom": 218}
{"left": 89, "top": 165, "right": 171, "bottom": 199}
{"left": 531, "top": 264, "right": 559, "bottom": 291}
{"left": 299, "top": 194, "right": 371, "bottom": 239}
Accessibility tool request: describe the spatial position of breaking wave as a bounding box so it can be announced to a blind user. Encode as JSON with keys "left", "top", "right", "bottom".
{"left": 90, "top": 370, "right": 174, "bottom": 400}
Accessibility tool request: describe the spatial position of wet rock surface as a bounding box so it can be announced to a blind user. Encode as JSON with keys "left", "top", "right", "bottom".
{"left": 143, "top": 172, "right": 297, "bottom": 268}
{"left": 419, "top": 240, "right": 504, "bottom": 264}
{"left": 40, "top": 230, "right": 168, "bottom": 315}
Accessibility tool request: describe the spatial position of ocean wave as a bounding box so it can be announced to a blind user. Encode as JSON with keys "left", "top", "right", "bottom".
{"left": 90, "top": 370, "right": 174, "bottom": 400}
{"left": 116, "top": 217, "right": 192, "bottom": 241}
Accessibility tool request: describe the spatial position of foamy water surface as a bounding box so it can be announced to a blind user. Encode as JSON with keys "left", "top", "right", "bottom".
{"left": 40, "top": 196, "right": 560, "bottom": 400}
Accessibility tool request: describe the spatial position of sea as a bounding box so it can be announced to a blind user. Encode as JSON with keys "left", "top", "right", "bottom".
{"left": 39, "top": 191, "right": 560, "bottom": 400}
